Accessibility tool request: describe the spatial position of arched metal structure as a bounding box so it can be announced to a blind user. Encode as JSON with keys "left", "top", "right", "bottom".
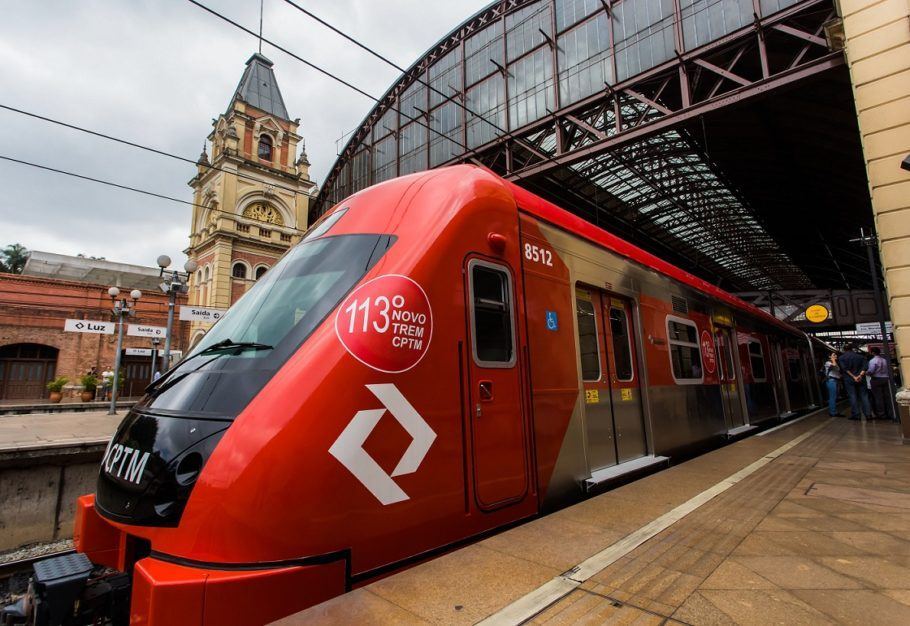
{"left": 313, "top": 0, "right": 858, "bottom": 292}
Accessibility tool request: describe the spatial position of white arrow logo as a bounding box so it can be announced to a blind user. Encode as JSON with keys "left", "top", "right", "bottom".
{"left": 329, "top": 384, "right": 436, "bottom": 505}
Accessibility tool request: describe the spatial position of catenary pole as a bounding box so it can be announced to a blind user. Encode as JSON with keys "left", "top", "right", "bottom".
{"left": 858, "top": 228, "right": 900, "bottom": 421}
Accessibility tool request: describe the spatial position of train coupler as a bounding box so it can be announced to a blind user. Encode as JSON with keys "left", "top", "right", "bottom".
{"left": 1, "top": 552, "right": 130, "bottom": 626}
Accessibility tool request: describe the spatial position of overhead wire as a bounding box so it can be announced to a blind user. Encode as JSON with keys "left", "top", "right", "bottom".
{"left": 0, "top": 103, "right": 314, "bottom": 204}
{"left": 186, "top": 0, "right": 484, "bottom": 163}
{"left": 0, "top": 154, "right": 308, "bottom": 234}
{"left": 189, "top": 0, "right": 644, "bottom": 219}
{"left": 278, "top": 0, "right": 562, "bottom": 166}
{"left": 2, "top": 0, "right": 742, "bottom": 225}
{"left": 281, "top": 0, "right": 760, "bottom": 199}
{"left": 2, "top": 0, "right": 791, "bottom": 266}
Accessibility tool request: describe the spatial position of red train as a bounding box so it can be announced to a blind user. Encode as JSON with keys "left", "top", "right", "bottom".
{"left": 8, "top": 166, "right": 823, "bottom": 625}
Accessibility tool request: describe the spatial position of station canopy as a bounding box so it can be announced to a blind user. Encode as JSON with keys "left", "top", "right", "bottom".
{"left": 313, "top": 0, "right": 872, "bottom": 293}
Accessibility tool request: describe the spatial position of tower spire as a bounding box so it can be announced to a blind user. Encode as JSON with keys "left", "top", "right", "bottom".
{"left": 258, "top": 0, "right": 264, "bottom": 54}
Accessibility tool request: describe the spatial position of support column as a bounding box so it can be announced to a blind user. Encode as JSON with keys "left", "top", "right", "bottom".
{"left": 840, "top": 0, "right": 910, "bottom": 433}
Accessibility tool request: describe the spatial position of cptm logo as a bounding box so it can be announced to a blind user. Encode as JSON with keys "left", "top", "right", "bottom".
{"left": 329, "top": 384, "right": 436, "bottom": 505}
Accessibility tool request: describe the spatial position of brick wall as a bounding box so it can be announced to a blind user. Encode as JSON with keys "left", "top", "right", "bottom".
{"left": 0, "top": 274, "right": 189, "bottom": 399}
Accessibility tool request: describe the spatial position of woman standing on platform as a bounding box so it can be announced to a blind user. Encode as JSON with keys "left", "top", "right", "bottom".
{"left": 824, "top": 352, "right": 844, "bottom": 417}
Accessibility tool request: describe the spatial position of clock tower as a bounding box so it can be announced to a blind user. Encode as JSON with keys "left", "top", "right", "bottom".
{"left": 185, "top": 53, "right": 316, "bottom": 344}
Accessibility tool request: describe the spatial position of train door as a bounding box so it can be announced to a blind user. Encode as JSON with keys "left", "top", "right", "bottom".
{"left": 465, "top": 258, "right": 528, "bottom": 510}
{"left": 603, "top": 296, "right": 647, "bottom": 463}
{"left": 577, "top": 288, "right": 616, "bottom": 469}
{"left": 800, "top": 349, "right": 819, "bottom": 407}
{"left": 770, "top": 339, "right": 792, "bottom": 415}
{"left": 576, "top": 287, "right": 647, "bottom": 473}
{"left": 715, "top": 327, "right": 746, "bottom": 429}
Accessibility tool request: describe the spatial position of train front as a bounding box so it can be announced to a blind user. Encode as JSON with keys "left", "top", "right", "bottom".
{"left": 1, "top": 166, "right": 522, "bottom": 626}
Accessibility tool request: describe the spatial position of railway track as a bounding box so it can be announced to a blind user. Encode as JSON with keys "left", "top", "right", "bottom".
{"left": 0, "top": 549, "right": 75, "bottom": 581}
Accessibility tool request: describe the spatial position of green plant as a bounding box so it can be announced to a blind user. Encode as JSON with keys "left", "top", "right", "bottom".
{"left": 1, "top": 243, "right": 28, "bottom": 274}
{"left": 46, "top": 376, "right": 69, "bottom": 393}
{"left": 80, "top": 374, "right": 98, "bottom": 392}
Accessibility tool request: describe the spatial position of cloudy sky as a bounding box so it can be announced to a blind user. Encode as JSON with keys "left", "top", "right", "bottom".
{"left": 0, "top": 0, "right": 489, "bottom": 268}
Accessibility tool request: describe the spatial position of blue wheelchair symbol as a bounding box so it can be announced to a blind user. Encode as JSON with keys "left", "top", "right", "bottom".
{"left": 546, "top": 311, "right": 559, "bottom": 331}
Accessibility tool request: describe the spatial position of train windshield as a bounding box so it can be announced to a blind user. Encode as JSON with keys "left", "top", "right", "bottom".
{"left": 141, "top": 234, "right": 391, "bottom": 418}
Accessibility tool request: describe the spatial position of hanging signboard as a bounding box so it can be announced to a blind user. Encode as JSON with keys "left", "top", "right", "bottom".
{"left": 804, "top": 304, "right": 829, "bottom": 323}
{"left": 64, "top": 319, "right": 115, "bottom": 335}
{"left": 127, "top": 324, "right": 167, "bottom": 338}
{"left": 855, "top": 321, "right": 893, "bottom": 335}
{"left": 179, "top": 306, "right": 226, "bottom": 323}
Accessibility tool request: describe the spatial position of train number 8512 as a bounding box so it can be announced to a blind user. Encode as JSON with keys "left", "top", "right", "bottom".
{"left": 524, "top": 243, "right": 553, "bottom": 267}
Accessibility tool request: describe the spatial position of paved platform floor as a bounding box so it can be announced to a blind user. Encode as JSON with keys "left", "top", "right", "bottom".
{"left": 0, "top": 410, "right": 121, "bottom": 452}
{"left": 280, "top": 413, "right": 910, "bottom": 625}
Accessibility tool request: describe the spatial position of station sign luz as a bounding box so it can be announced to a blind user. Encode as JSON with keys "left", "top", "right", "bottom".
{"left": 64, "top": 319, "right": 115, "bottom": 335}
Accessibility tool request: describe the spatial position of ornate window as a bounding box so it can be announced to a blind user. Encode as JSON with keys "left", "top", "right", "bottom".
{"left": 242, "top": 202, "right": 284, "bottom": 226}
{"left": 258, "top": 134, "right": 273, "bottom": 161}
{"left": 255, "top": 265, "right": 268, "bottom": 280}
{"left": 232, "top": 262, "right": 248, "bottom": 279}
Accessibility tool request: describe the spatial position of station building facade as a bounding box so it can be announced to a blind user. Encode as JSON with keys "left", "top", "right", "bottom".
{"left": 184, "top": 53, "right": 316, "bottom": 345}
{"left": 0, "top": 252, "right": 188, "bottom": 402}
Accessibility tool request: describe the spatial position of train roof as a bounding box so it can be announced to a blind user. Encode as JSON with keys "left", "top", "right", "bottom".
{"left": 503, "top": 176, "right": 803, "bottom": 337}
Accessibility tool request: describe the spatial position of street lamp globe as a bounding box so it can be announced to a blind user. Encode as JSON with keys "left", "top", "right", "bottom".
{"left": 130, "top": 289, "right": 142, "bottom": 301}
{"left": 157, "top": 255, "right": 172, "bottom": 269}
{"left": 108, "top": 287, "right": 120, "bottom": 299}
{"left": 184, "top": 259, "right": 198, "bottom": 273}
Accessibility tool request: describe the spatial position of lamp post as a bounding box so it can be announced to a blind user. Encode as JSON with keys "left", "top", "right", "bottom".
{"left": 156, "top": 255, "right": 198, "bottom": 372}
{"left": 108, "top": 287, "right": 142, "bottom": 415}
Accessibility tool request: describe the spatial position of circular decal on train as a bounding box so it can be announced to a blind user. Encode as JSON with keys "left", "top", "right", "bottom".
{"left": 335, "top": 275, "right": 433, "bottom": 373}
{"left": 701, "top": 330, "right": 716, "bottom": 375}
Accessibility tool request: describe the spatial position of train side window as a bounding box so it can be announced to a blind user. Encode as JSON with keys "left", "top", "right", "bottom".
{"left": 609, "top": 305, "right": 634, "bottom": 381}
{"left": 469, "top": 261, "right": 516, "bottom": 367}
{"left": 575, "top": 291, "right": 601, "bottom": 381}
{"left": 666, "top": 316, "right": 703, "bottom": 383}
{"left": 748, "top": 340, "right": 767, "bottom": 382}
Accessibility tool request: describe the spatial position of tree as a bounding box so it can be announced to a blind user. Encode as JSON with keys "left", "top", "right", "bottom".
{"left": 1, "top": 243, "right": 29, "bottom": 274}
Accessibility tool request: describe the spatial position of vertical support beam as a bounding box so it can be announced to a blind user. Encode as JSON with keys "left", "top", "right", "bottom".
{"left": 460, "top": 37, "right": 468, "bottom": 153}
{"left": 549, "top": 0, "right": 561, "bottom": 112}
{"left": 673, "top": 0, "right": 692, "bottom": 107}
{"left": 840, "top": 0, "right": 910, "bottom": 432}
{"left": 753, "top": 0, "right": 770, "bottom": 78}
{"left": 501, "top": 7, "right": 511, "bottom": 175}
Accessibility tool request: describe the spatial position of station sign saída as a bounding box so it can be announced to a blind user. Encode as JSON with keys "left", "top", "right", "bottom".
{"left": 127, "top": 324, "right": 167, "bottom": 338}
{"left": 179, "top": 306, "right": 227, "bottom": 323}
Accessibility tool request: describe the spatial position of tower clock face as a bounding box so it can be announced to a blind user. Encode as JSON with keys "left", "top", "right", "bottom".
{"left": 243, "top": 203, "right": 284, "bottom": 225}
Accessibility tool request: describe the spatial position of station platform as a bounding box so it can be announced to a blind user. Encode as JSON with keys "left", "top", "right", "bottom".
{"left": 0, "top": 410, "right": 120, "bottom": 552}
{"left": 278, "top": 412, "right": 910, "bottom": 624}
{"left": 0, "top": 400, "right": 133, "bottom": 416}
{"left": 0, "top": 410, "right": 120, "bottom": 454}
